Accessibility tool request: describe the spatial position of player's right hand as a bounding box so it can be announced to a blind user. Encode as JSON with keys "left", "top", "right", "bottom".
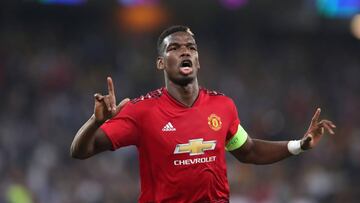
{"left": 93, "top": 77, "right": 130, "bottom": 124}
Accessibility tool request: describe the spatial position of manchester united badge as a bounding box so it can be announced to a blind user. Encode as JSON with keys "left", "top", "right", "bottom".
{"left": 208, "top": 114, "right": 222, "bottom": 131}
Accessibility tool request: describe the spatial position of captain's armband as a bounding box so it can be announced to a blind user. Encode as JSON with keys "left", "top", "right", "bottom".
{"left": 225, "top": 124, "right": 248, "bottom": 151}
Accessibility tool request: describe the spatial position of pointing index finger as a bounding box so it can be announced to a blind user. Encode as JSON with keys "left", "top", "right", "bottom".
{"left": 311, "top": 108, "right": 321, "bottom": 126}
{"left": 107, "top": 77, "right": 115, "bottom": 97}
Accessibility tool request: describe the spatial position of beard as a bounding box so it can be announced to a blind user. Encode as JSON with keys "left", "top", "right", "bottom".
{"left": 165, "top": 70, "right": 196, "bottom": 86}
{"left": 170, "top": 76, "right": 195, "bottom": 86}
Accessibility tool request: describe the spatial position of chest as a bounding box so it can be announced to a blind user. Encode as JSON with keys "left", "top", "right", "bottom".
{"left": 138, "top": 106, "right": 232, "bottom": 157}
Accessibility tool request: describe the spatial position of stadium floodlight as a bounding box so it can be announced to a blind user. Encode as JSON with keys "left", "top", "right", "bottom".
{"left": 351, "top": 14, "right": 360, "bottom": 39}
{"left": 38, "top": 0, "right": 86, "bottom": 5}
{"left": 317, "top": 0, "right": 360, "bottom": 18}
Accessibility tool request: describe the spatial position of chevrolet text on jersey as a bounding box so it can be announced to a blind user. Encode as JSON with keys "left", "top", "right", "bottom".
{"left": 174, "top": 156, "right": 216, "bottom": 166}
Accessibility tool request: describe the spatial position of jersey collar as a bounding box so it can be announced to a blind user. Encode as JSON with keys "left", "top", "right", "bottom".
{"left": 163, "top": 87, "right": 203, "bottom": 109}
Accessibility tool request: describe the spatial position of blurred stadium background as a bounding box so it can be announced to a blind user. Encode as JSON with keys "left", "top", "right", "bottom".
{"left": 1, "top": 0, "right": 360, "bottom": 202}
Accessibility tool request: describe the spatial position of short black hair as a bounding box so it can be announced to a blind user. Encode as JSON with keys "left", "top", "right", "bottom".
{"left": 157, "top": 25, "right": 195, "bottom": 55}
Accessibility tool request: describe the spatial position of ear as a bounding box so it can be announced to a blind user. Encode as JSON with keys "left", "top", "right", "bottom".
{"left": 157, "top": 56, "right": 165, "bottom": 70}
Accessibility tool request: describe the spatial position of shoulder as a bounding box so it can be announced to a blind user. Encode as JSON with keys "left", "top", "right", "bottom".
{"left": 118, "top": 88, "right": 163, "bottom": 117}
{"left": 201, "top": 88, "right": 234, "bottom": 104}
{"left": 201, "top": 88, "right": 238, "bottom": 113}
{"left": 128, "top": 88, "right": 164, "bottom": 107}
{"left": 201, "top": 87, "right": 225, "bottom": 97}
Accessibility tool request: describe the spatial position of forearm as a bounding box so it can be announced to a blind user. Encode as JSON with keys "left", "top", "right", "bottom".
{"left": 250, "top": 139, "right": 292, "bottom": 164}
{"left": 70, "top": 114, "right": 103, "bottom": 159}
{"left": 233, "top": 139, "right": 292, "bottom": 165}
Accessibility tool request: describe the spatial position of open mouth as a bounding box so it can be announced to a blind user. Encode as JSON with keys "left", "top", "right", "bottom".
{"left": 179, "top": 60, "right": 193, "bottom": 75}
{"left": 180, "top": 59, "right": 193, "bottom": 68}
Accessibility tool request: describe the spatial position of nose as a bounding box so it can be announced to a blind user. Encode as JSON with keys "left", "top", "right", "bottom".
{"left": 180, "top": 46, "right": 191, "bottom": 57}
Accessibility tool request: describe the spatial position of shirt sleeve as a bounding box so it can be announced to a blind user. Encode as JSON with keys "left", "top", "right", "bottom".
{"left": 226, "top": 99, "right": 240, "bottom": 142}
{"left": 100, "top": 103, "right": 139, "bottom": 150}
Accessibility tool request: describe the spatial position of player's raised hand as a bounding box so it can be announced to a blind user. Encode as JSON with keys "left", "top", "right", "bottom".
{"left": 93, "top": 77, "right": 130, "bottom": 123}
{"left": 300, "top": 108, "right": 336, "bottom": 150}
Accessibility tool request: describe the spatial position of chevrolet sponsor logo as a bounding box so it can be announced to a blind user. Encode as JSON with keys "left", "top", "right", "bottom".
{"left": 174, "top": 138, "right": 217, "bottom": 156}
{"left": 174, "top": 156, "right": 216, "bottom": 166}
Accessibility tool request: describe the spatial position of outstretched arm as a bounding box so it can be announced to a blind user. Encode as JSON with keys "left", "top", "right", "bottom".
{"left": 230, "top": 138, "right": 290, "bottom": 164}
{"left": 70, "top": 77, "right": 129, "bottom": 159}
{"left": 230, "top": 108, "right": 336, "bottom": 164}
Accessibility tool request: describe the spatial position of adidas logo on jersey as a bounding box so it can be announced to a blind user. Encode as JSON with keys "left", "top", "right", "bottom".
{"left": 162, "top": 122, "right": 176, "bottom": 132}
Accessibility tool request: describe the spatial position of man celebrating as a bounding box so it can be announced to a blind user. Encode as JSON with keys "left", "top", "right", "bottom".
{"left": 70, "top": 25, "right": 336, "bottom": 203}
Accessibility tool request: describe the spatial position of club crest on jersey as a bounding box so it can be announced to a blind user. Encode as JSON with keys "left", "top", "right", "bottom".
{"left": 208, "top": 114, "right": 222, "bottom": 131}
{"left": 174, "top": 138, "right": 216, "bottom": 156}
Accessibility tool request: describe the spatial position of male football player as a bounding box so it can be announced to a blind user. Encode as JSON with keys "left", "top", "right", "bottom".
{"left": 70, "top": 25, "right": 336, "bottom": 203}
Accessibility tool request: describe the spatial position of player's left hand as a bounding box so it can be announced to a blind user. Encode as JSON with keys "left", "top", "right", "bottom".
{"left": 300, "top": 108, "right": 336, "bottom": 150}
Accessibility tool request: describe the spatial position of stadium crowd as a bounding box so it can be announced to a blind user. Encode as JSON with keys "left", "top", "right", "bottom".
{"left": 0, "top": 5, "right": 359, "bottom": 203}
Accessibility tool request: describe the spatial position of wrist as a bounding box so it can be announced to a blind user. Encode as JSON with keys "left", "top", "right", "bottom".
{"left": 287, "top": 140, "right": 304, "bottom": 155}
{"left": 91, "top": 114, "right": 105, "bottom": 127}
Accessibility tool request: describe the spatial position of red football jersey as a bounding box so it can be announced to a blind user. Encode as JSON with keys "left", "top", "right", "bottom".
{"left": 100, "top": 88, "right": 240, "bottom": 203}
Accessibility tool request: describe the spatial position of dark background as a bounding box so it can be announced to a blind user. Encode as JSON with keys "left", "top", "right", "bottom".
{"left": 0, "top": 0, "right": 359, "bottom": 202}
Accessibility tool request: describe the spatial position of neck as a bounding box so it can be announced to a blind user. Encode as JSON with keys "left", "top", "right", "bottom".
{"left": 165, "top": 79, "right": 199, "bottom": 107}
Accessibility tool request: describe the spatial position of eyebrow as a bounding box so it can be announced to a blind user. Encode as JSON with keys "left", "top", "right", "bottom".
{"left": 167, "top": 42, "right": 197, "bottom": 47}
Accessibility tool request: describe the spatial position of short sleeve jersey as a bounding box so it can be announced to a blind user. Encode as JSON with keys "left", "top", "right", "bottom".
{"left": 100, "top": 88, "right": 240, "bottom": 203}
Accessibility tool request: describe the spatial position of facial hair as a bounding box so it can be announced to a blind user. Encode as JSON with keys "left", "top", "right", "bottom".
{"left": 165, "top": 71, "right": 196, "bottom": 86}
{"left": 171, "top": 76, "right": 194, "bottom": 86}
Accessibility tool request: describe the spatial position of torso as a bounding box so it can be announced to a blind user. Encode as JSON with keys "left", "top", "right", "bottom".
{"left": 131, "top": 88, "right": 236, "bottom": 203}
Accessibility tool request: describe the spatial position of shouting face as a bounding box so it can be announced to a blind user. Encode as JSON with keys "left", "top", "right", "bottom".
{"left": 157, "top": 31, "right": 200, "bottom": 86}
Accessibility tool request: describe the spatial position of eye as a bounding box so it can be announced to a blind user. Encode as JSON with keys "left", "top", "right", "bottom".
{"left": 188, "top": 45, "right": 197, "bottom": 51}
{"left": 167, "top": 46, "right": 177, "bottom": 51}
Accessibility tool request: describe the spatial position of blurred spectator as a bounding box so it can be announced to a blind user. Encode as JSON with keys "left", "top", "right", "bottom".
{"left": 0, "top": 1, "right": 359, "bottom": 202}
